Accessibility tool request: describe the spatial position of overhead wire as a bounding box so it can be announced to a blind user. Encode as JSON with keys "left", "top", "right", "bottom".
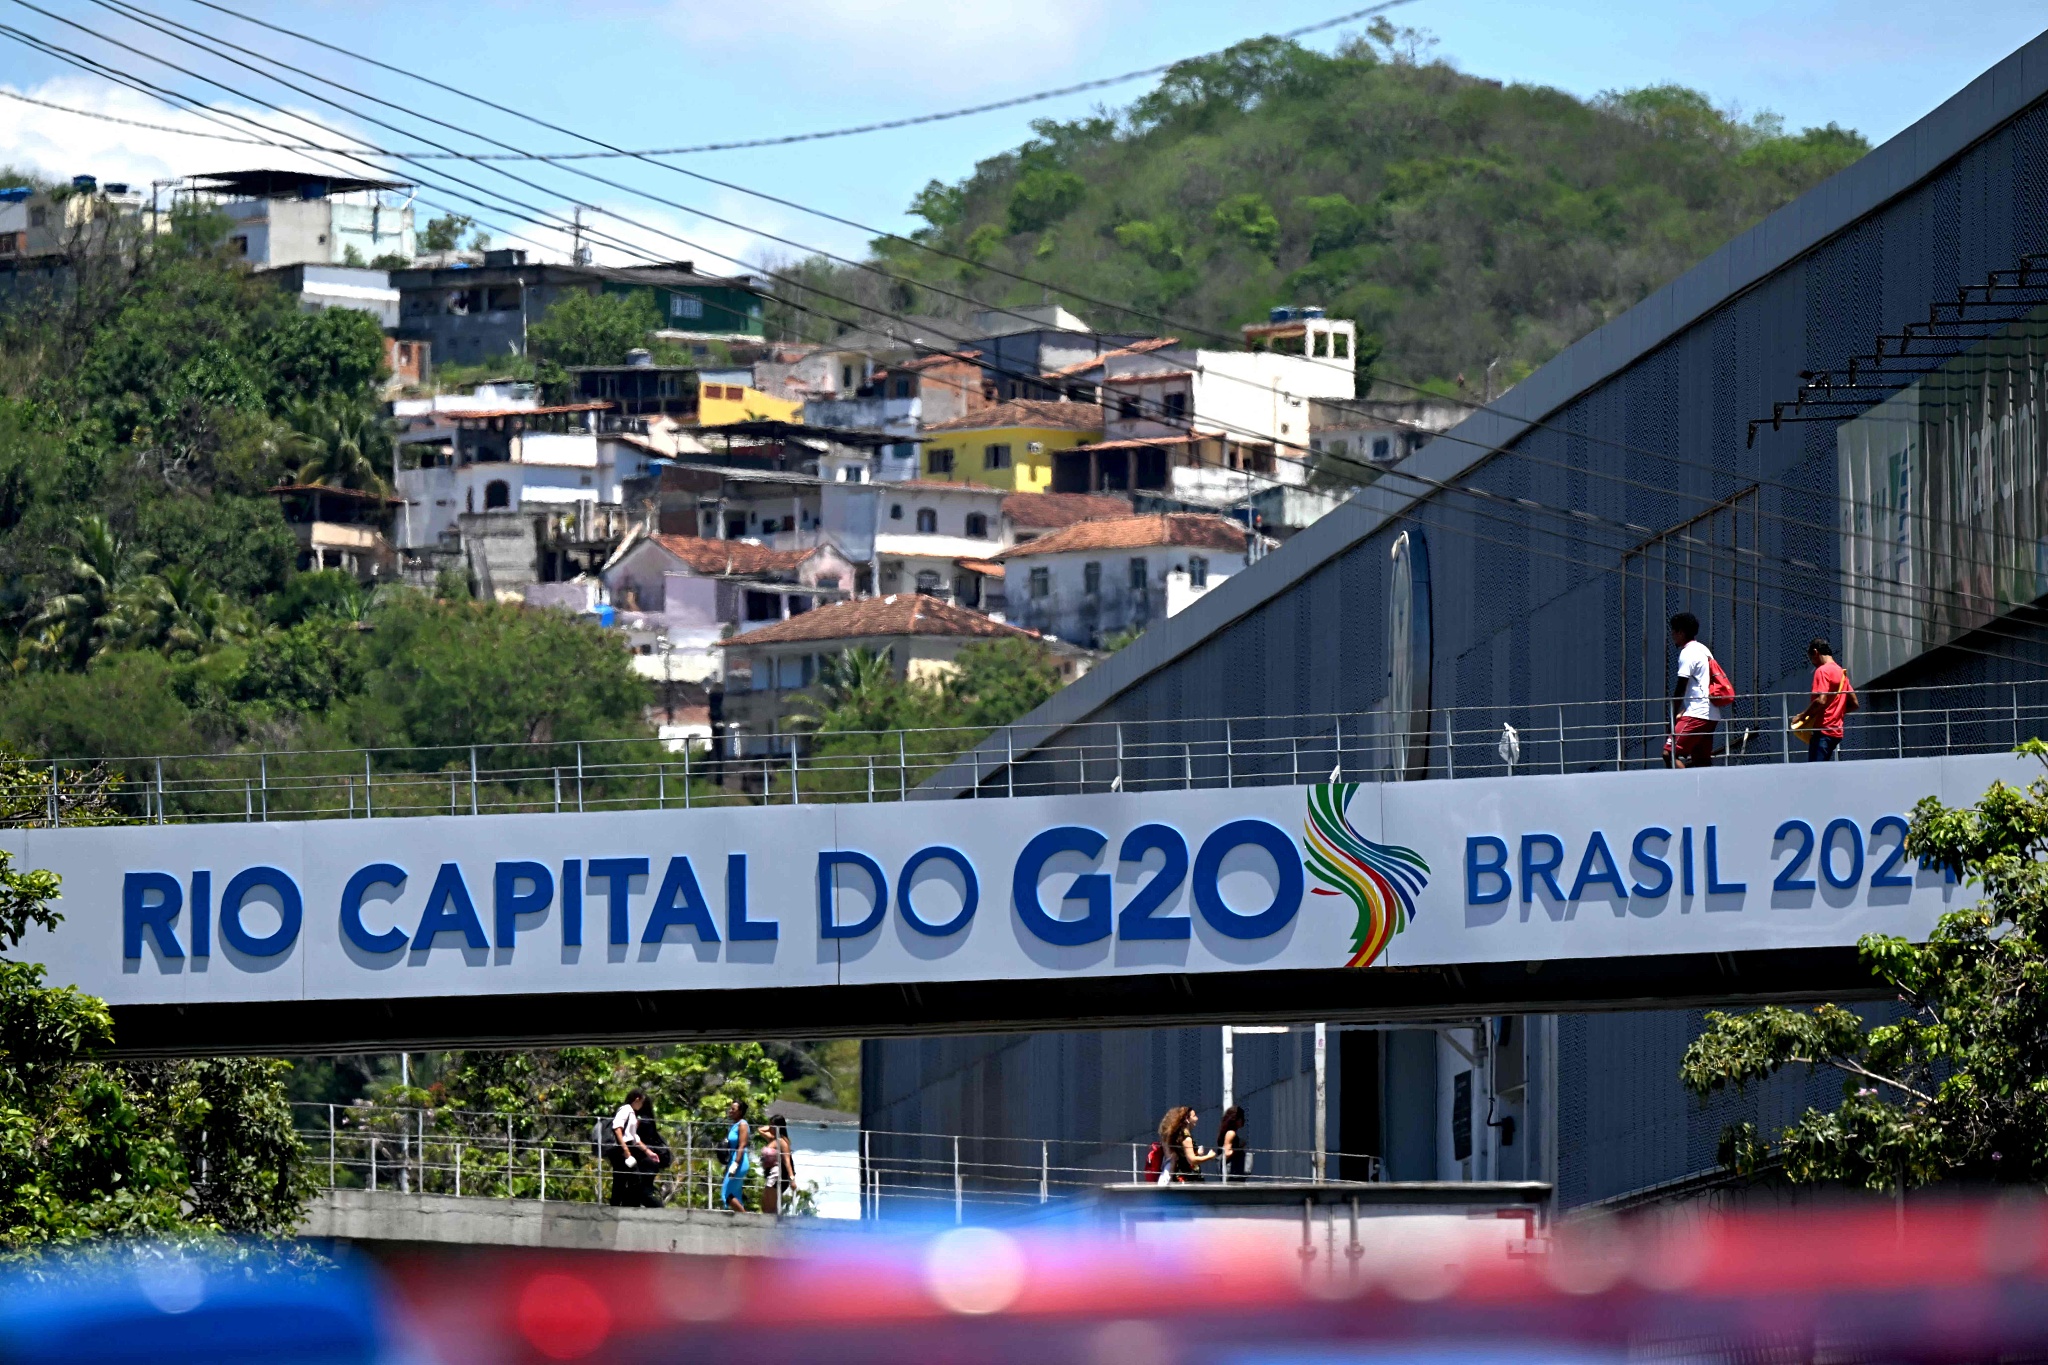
{"left": 12, "top": 6, "right": 2035, "bottom": 668}
{"left": 76, "top": 0, "right": 1998, "bottom": 582}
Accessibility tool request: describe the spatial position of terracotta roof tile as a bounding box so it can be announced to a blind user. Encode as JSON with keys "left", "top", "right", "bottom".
{"left": 919, "top": 399, "right": 1104, "bottom": 435}
{"left": 999, "top": 491, "right": 1133, "bottom": 528}
{"left": 648, "top": 535, "right": 817, "bottom": 576}
{"left": 994, "top": 513, "right": 1248, "bottom": 559}
{"left": 1039, "top": 337, "right": 1180, "bottom": 380}
{"left": 716, "top": 594, "right": 1038, "bottom": 647}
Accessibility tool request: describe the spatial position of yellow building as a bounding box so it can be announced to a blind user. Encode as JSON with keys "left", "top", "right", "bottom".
{"left": 917, "top": 399, "right": 1104, "bottom": 492}
{"left": 698, "top": 380, "right": 802, "bottom": 426}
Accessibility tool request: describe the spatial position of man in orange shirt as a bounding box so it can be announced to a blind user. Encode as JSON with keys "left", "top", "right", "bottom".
{"left": 1794, "top": 637, "right": 1855, "bottom": 761}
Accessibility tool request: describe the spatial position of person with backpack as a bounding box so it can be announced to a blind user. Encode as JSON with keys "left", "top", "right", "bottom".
{"left": 604, "top": 1089, "right": 658, "bottom": 1207}
{"left": 1794, "top": 637, "right": 1858, "bottom": 761}
{"left": 1667, "top": 612, "right": 1734, "bottom": 769}
{"left": 1152, "top": 1105, "right": 1213, "bottom": 1183}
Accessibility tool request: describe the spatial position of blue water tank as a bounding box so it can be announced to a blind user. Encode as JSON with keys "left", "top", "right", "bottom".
{"left": 0, "top": 187, "right": 30, "bottom": 203}
{"left": 70, "top": 174, "right": 96, "bottom": 192}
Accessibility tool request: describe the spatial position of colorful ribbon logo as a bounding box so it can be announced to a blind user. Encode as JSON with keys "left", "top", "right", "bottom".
{"left": 1304, "top": 782, "right": 1429, "bottom": 968}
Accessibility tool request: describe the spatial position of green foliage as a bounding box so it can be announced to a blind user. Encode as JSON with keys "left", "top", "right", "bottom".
{"left": 442, "top": 1045, "right": 783, "bottom": 1131}
{"left": 822, "top": 28, "right": 1865, "bottom": 391}
{"left": 527, "top": 289, "right": 660, "bottom": 371}
{"left": 1681, "top": 742, "right": 2048, "bottom": 1189}
{"left": 262, "top": 307, "right": 386, "bottom": 405}
{"left": 420, "top": 213, "right": 474, "bottom": 253}
{"left": 1213, "top": 193, "right": 1281, "bottom": 259}
{"left": 132, "top": 495, "right": 298, "bottom": 602}
{"left": 284, "top": 394, "right": 394, "bottom": 493}
{"left": 0, "top": 782, "right": 314, "bottom": 1251}
{"left": 1007, "top": 167, "right": 1088, "bottom": 235}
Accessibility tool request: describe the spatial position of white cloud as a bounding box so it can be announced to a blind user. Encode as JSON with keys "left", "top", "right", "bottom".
{"left": 0, "top": 75, "right": 382, "bottom": 188}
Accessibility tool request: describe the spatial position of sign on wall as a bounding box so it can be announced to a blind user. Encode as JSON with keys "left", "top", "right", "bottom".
{"left": 13, "top": 754, "right": 2018, "bottom": 1007}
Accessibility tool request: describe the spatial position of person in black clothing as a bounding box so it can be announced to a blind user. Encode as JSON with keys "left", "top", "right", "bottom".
{"left": 628, "top": 1111, "right": 671, "bottom": 1209}
{"left": 1215, "top": 1106, "right": 1248, "bottom": 1181}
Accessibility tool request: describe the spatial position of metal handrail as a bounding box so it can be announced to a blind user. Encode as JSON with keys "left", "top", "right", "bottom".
{"left": 21, "top": 676, "right": 2047, "bottom": 826}
{"left": 292, "top": 1101, "right": 1378, "bottom": 1221}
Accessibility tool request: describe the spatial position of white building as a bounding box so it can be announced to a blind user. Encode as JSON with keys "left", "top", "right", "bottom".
{"left": 393, "top": 402, "right": 658, "bottom": 550}
{"left": 1054, "top": 317, "right": 1358, "bottom": 506}
{"left": 874, "top": 482, "right": 1010, "bottom": 606}
{"left": 188, "top": 170, "right": 414, "bottom": 268}
{"left": 995, "top": 512, "right": 1258, "bottom": 648}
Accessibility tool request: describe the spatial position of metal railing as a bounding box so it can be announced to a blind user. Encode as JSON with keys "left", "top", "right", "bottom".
{"left": 294, "top": 1102, "right": 1380, "bottom": 1224}
{"left": 21, "top": 677, "right": 2048, "bottom": 826}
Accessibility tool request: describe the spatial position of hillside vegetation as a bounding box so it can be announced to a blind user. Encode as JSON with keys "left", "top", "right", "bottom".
{"left": 781, "top": 24, "right": 1868, "bottom": 393}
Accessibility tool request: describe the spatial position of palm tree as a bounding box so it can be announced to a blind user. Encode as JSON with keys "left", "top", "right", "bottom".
{"left": 23, "top": 516, "right": 155, "bottom": 669}
{"left": 287, "top": 395, "right": 393, "bottom": 493}
{"left": 786, "top": 646, "right": 900, "bottom": 733}
{"left": 123, "top": 565, "right": 254, "bottom": 656}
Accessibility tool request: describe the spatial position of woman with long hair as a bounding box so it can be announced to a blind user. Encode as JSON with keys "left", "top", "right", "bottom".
{"left": 1157, "top": 1105, "right": 1213, "bottom": 1182}
{"left": 758, "top": 1113, "right": 796, "bottom": 1215}
{"left": 1214, "top": 1106, "right": 1248, "bottom": 1182}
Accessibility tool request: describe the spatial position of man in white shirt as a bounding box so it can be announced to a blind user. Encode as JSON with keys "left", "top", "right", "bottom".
{"left": 1667, "top": 611, "right": 1719, "bottom": 768}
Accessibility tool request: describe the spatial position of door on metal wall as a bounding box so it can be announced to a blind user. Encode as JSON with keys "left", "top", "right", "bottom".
{"left": 1619, "top": 488, "right": 1762, "bottom": 764}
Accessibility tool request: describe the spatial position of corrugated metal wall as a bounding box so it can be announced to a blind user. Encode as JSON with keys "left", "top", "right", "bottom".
{"left": 865, "top": 83, "right": 2048, "bottom": 1210}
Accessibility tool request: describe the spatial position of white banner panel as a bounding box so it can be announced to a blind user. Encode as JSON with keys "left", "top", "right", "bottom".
{"left": 12, "top": 752, "right": 2022, "bottom": 1007}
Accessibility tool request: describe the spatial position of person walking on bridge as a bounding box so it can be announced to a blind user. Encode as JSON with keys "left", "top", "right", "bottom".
{"left": 1794, "top": 637, "right": 1857, "bottom": 761}
{"left": 718, "top": 1098, "right": 752, "bottom": 1213}
{"left": 1666, "top": 612, "right": 1731, "bottom": 769}
{"left": 607, "top": 1089, "right": 658, "bottom": 1207}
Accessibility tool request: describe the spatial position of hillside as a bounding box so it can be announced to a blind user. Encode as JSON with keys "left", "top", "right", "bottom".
{"left": 779, "top": 24, "right": 1868, "bottom": 394}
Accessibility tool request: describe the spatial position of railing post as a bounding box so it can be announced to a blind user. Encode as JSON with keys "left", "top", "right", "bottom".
{"left": 867, "top": 755, "right": 875, "bottom": 803}
{"left": 658, "top": 762, "right": 666, "bottom": 809}
{"left": 1116, "top": 724, "right": 1126, "bottom": 791}
{"left": 507, "top": 1116, "right": 514, "bottom": 1200}
{"left": 456, "top": 1140, "right": 462, "bottom": 1197}
{"left": 861, "top": 1129, "right": 871, "bottom": 1220}
{"left": 449, "top": 771, "right": 457, "bottom": 816}
{"left": 953, "top": 1135, "right": 962, "bottom": 1224}
{"left": 244, "top": 779, "right": 253, "bottom": 821}
{"left": 1445, "top": 712, "right": 1455, "bottom": 779}
{"left": 1557, "top": 706, "right": 1566, "bottom": 775}
{"left": 685, "top": 1123, "right": 694, "bottom": 1209}
{"left": 554, "top": 768, "right": 562, "bottom": 813}
{"left": 156, "top": 757, "right": 166, "bottom": 824}
{"left": 364, "top": 752, "right": 373, "bottom": 819}
{"left": 2015, "top": 684, "right": 2022, "bottom": 747}
{"left": 575, "top": 743, "right": 585, "bottom": 812}
{"left": 370, "top": 1136, "right": 377, "bottom": 1192}
{"left": 1332, "top": 717, "right": 1343, "bottom": 782}
{"left": 46, "top": 762, "right": 57, "bottom": 827}
{"left": 1040, "top": 1140, "right": 1049, "bottom": 1204}
{"left": 1225, "top": 719, "right": 1235, "bottom": 789}
{"left": 539, "top": 1144, "right": 547, "bottom": 1202}
{"left": 790, "top": 743, "right": 800, "bottom": 804}
{"left": 1185, "top": 742, "right": 1195, "bottom": 789}
{"left": 470, "top": 746, "right": 479, "bottom": 816}
{"left": 898, "top": 731, "right": 908, "bottom": 799}
{"left": 1897, "top": 693, "right": 1905, "bottom": 757}
{"left": 684, "top": 740, "right": 693, "bottom": 808}
{"left": 259, "top": 752, "right": 268, "bottom": 822}
{"left": 328, "top": 1104, "right": 336, "bottom": 1189}
{"left": 1131, "top": 1142, "right": 1139, "bottom": 1182}
{"left": 1005, "top": 727, "right": 1015, "bottom": 799}
{"left": 1781, "top": 693, "right": 1791, "bottom": 763}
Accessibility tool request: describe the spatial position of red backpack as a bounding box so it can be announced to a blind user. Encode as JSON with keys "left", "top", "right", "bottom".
{"left": 1142, "top": 1141, "right": 1165, "bottom": 1179}
{"left": 1706, "top": 654, "right": 1736, "bottom": 707}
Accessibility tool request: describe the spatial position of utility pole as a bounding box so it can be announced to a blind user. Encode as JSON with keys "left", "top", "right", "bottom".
{"left": 571, "top": 206, "right": 591, "bottom": 267}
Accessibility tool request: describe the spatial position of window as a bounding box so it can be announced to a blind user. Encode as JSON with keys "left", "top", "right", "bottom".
{"left": 892, "top": 377, "right": 912, "bottom": 398}
{"left": 965, "top": 512, "right": 989, "bottom": 538}
{"left": 914, "top": 570, "right": 941, "bottom": 595}
{"left": 1117, "top": 394, "right": 1140, "bottom": 420}
{"left": 1129, "top": 557, "right": 1147, "bottom": 592}
{"left": 670, "top": 294, "right": 704, "bottom": 320}
{"left": 889, "top": 503, "right": 904, "bottom": 521}
{"left": 230, "top": 234, "right": 249, "bottom": 256}
{"left": 816, "top": 575, "right": 841, "bottom": 590}
{"left": 927, "top": 447, "right": 955, "bottom": 475}
{"left": 1371, "top": 435, "right": 1392, "bottom": 461}
{"left": 749, "top": 662, "right": 769, "bottom": 692}
{"left": 486, "top": 285, "right": 521, "bottom": 311}
{"left": 726, "top": 515, "right": 747, "bottom": 538}
{"left": 841, "top": 365, "right": 855, "bottom": 389}
{"left": 777, "top": 656, "right": 805, "bottom": 689}
{"left": 1083, "top": 561, "right": 1102, "bottom": 595}
{"left": 1163, "top": 391, "right": 1187, "bottom": 422}
{"left": 916, "top": 508, "right": 938, "bottom": 533}
{"left": 28, "top": 206, "right": 46, "bottom": 228}
{"left": 1029, "top": 566, "right": 1050, "bottom": 599}
{"left": 745, "top": 591, "right": 781, "bottom": 621}
{"left": 484, "top": 479, "right": 510, "bottom": 510}
{"left": 1188, "top": 555, "right": 1209, "bottom": 588}
{"left": 1334, "top": 332, "right": 1350, "bottom": 359}
{"left": 983, "top": 443, "right": 1011, "bottom": 470}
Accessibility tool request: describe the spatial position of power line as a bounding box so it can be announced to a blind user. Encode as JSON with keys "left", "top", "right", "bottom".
{"left": 167, "top": 0, "right": 1417, "bottom": 159}
{"left": 14, "top": 11, "right": 2026, "bottom": 664}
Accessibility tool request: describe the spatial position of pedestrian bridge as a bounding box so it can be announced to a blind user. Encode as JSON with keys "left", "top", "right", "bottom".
{"left": 11, "top": 680, "right": 2036, "bottom": 1055}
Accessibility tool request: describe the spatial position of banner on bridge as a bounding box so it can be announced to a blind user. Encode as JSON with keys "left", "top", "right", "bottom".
{"left": 13, "top": 753, "right": 2021, "bottom": 1006}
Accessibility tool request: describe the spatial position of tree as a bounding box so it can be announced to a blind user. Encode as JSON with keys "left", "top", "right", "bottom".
{"left": 420, "top": 213, "right": 474, "bottom": 253}
{"left": 20, "top": 517, "right": 155, "bottom": 670}
{"left": 0, "top": 766, "right": 314, "bottom": 1251}
{"left": 1681, "top": 743, "right": 2048, "bottom": 1189}
{"left": 526, "top": 289, "right": 660, "bottom": 370}
{"left": 285, "top": 395, "right": 394, "bottom": 493}
{"left": 120, "top": 565, "right": 255, "bottom": 658}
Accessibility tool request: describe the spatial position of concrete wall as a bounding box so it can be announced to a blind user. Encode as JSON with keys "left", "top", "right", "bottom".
{"left": 1008, "top": 547, "right": 1247, "bottom": 648}
{"left": 301, "top": 1189, "right": 805, "bottom": 1256}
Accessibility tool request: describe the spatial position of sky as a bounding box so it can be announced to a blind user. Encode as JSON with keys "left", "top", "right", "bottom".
{"left": 0, "top": 0, "right": 2042, "bottom": 275}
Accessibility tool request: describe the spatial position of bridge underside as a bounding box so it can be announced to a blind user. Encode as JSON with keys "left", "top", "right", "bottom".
{"left": 109, "top": 946, "right": 1876, "bottom": 1057}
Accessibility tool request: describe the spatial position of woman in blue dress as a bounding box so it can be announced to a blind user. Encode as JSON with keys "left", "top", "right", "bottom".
{"left": 719, "top": 1097, "right": 751, "bottom": 1212}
